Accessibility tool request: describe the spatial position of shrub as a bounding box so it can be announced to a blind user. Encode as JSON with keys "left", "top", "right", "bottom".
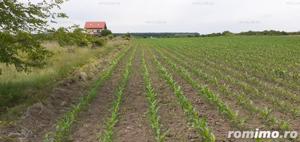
{"left": 93, "top": 38, "right": 106, "bottom": 47}
{"left": 122, "top": 33, "right": 131, "bottom": 40}
{"left": 72, "top": 28, "right": 89, "bottom": 47}
{"left": 101, "top": 29, "right": 112, "bottom": 36}
{"left": 107, "top": 34, "right": 114, "bottom": 40}
{"left": 54, "top": 28, "right": 75, "bottom": 47}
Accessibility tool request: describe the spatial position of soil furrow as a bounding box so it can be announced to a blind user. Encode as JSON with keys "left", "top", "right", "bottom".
{"left": 69, "top": 47, "right": 133, "bottom": 142}
{"left": 150, "top": 48, "right": 236, "bottom": 141}
{"left": 144, "top": 48, "right": 199, "bottom": 142}
{"left": 113, "top": 47, "right": 155, "bottom": 142}
{"left": 0, "top": 46, "right": 124, "bottom": 142}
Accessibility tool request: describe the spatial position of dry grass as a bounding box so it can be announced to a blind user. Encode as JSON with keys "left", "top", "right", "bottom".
{"left": 0, "top": 41, "right": 112, "bottom": 115}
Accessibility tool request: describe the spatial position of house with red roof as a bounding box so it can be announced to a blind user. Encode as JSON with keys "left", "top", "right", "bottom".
{"left": 84, "top": 21, "right": 107, "bottom": 35}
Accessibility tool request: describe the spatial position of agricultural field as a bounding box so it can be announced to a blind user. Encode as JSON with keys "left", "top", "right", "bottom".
{"left": 0, "top": 36, "right": 300, "bottom": 142}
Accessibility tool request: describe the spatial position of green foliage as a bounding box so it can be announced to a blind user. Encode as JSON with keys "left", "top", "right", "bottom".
{"left": 107, "top": 34, "right": 114, "bottom": 40}
{"left": 54, "top": 27, "right": 75, "bottom": 47}
{"left": 122, "top": 33, "right": 132, "bottom": 40}
{"left": 0, "top": 0, "right": 66, "bottom": 71}
{"left": 72, "top": 28, "right": 90, "bottom": 47}
{"left": 222, "top": 31, "right": 234, "bottom": 36}
{"left": 0, "top": 32, "right": 52, "bottom": 71}
{"left": 101, "top": 29, "right": 112, "bottom": 36}
{"left": 0, "top": 0, "right": 66, "bottom": 32}
{"left": 239, "top": 30, "right": 288, "bottom": 36}
{"left": 54, "top": 27, "right": 98, "bottom": 47}
{"left": 92, "top": 38, "right": 107, "bottom": 47}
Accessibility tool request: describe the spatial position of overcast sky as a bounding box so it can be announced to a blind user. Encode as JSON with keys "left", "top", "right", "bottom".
{"left": 54, "top": 0, "right": 300, "bottom": 33}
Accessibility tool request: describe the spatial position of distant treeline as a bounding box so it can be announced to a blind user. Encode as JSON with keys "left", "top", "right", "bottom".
{"left": 114, "top": 32, "right": 200, "bottom": 38}
{"left": 115, "top": 30, "right": 300, "bottom": 38}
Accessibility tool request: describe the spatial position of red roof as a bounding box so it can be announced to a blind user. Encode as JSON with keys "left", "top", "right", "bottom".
{"left": 84, "top": 21, "right": 107, "bottom": 29}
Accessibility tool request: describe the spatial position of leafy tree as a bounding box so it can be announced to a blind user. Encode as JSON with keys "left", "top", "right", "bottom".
{"left": 72, "top": 28, "right": 89, "bottom": 47}
{"left": 0, "top": 0, "right": 67, "bottom": 71}
{"left": 101, "top": 29, "right": 112, "bottom": 36}
{"left": 54, "top": 27, "right": 75, "bottom": 46}
{"left": 222, "top": 31, "right": 234, "bottom": 36}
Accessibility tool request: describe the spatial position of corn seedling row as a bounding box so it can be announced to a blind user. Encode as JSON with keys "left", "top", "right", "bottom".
{"left": 152, "top": 48, "right": 244, "bottom": 128}
{"left": 43, "top": 47, "right": 131, "bottom": 142}
{"left": 165, "top": 38, "right": 299, "bottom": 92}
{"left": 142, "top": 50, "right": 166, "bottom": 142}
{"left": 164, "top": 46, "right": 300, "bottom": 117}
{"left": 98, "top": 47, "right": 136, "bottom": 142}
{"left": 158, "top": 47, "right": 291, "bottom": 130}
{"left": 168, "top": 45, "right": 299, "bottom": 100}
{"left": 148, "top": 48, "right": 216, "bottom": 142}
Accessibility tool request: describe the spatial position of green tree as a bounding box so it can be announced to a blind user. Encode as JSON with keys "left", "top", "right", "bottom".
{"left": 101, "top": 29, "right": 112, "bottom": 36}
{"left": 54, "top": 27, "right": 75, "bottom": 46}
{"left": 72, "top": 28, "right": 89, "bottom": 47}
{"left": 0, "top": 0, "right": 67, "bottom": 71}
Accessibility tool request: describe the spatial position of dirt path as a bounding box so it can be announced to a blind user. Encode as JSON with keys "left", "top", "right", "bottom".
{"left": 0, "top": 46, "right": 124, "bottom": 142}
{"left": 68, "top": 48, "right": 133, "bottom": 142}
{"left": 113, "top": 47, "right": 155, "bottom": 142}
{"left": 145, "top": 50, "right": 199, "bottom": 142}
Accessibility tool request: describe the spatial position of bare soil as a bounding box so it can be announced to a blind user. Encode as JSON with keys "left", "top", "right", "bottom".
{"left": 113, "top": 47, "right": 155, "bottom": 142}
{"left": 69, "top": 47, "right": 132, "bottom": 142}
{"left": 0, "top": 46, "right": 123, "bottom": 142}
{"left": 145, "top": 52, "right": 200, "bottom": 142}
{"left": 150, "top": 50, "right": 237, "bottom": 141}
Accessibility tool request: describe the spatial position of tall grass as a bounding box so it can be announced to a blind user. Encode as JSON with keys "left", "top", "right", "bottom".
{"left": 0, "top": 42, "right": 115, "bottom": 114}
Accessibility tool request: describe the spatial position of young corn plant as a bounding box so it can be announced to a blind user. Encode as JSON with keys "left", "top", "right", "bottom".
{"left": 153, "top": 48, "right": 244, "bottom": 128}
{"left": 142, "top": 51, "right": 166, "bottom": 142}
{"left": 43, "top": 47, "right": 131, "bottom": 142}
{"left": 160, "top": 47, "right": 291, "bottom": 130}
{"left": 149, "top": 48, "right": 216, "bottom": 142}
{"left": 169, "top": 45, "right": 300, "bottom": 105}
{"left": 98, "top": 47, "right": 136, "bottom": 142}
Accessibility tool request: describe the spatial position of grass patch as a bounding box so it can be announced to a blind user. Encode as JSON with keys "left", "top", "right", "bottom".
{"left": 0, "top": 42, "right": 115, "bottom": 116}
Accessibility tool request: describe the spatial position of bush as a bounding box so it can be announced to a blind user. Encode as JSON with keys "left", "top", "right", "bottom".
{"left": 107, "top": 34, "right": 114, "bottom": 40}
{"left": 77, "top": 39, "right": 89, "bottom": 47}
{"left": 92, "top": 38, "right": 106, "bottom": 47}
{"left": 53, "top": 27, "right": 91, "bottom": 47}
{"left": 122, "top": 33, "right": 131, "bottom": 40}
{"left": 72, "top": 28, "right": 89, "bottom": 47}
{"left": 101, "top": 29, "right": 112, "bottom": 36}
{"left": 0, "top": 32, "right": 52, "bottom": 71}
{"left": 54, "top": 28, "right": 75, "bottom": 46}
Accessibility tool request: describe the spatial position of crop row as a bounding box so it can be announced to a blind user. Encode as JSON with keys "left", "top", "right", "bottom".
{"left": 168, "top": 46, "right": 300, "bottom": 104}
{"left": 162, "top": 46, "right": 300, "bottom": 117}
{"left": 147, "top": 48, "right": 216, "bottom": 142}
{"left": 44, "top": 47, "right": 131, "bottom": 142}
{"left": 98, "top": 47, "right": 136, "bottom": 142}
{"left": 156, "top": 47, "right": 291, "bottom": 130}
{"left": 142, "top": 50, "right": 166, "bottom": 142}
{"left": 152, "top": 38, "right": 298, "bottom": 94}
{"left": 166, "top": 42, "right": 299, "bottom": 95}
{"left": 151, "top": 48, "right": 244, "bottom": 128}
